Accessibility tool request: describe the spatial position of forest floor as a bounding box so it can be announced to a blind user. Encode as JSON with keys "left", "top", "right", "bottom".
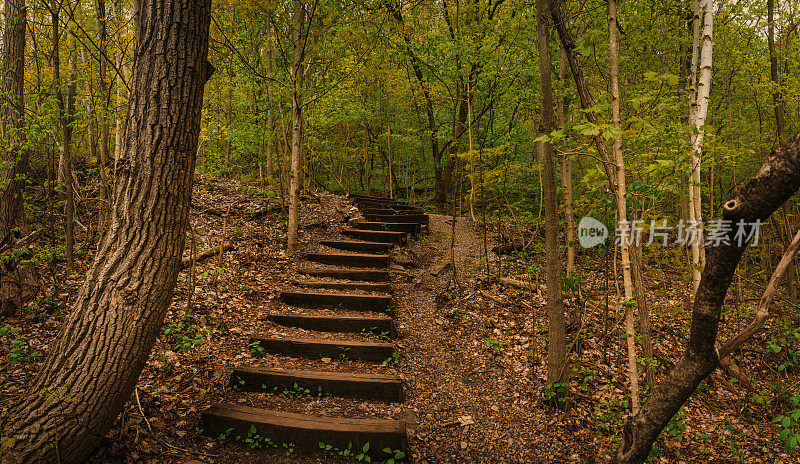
{"left": 1, "top": 175, "right": 797, "bottom": 464}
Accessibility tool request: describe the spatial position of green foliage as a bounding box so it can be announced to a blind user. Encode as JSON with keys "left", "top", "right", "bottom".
{"left": 248, "top": 340, "right": 265, "bottom": 357}
{"left": 775, "top": 397, "right": 800, "bottom": 454}
{"left": 767, "top": 326, "right": 800, "bottom": 372}
{"left": 162, "top": 308, "right": 212, "bottom": 353}
{"left": 483, "top": 337, "right": 504, "bottom": 355}
{"left": 0, "top": 325, "right": 42, "bottom": 364}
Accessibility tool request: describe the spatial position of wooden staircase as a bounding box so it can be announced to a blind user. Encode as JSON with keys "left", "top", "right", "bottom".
{"left": 201, "top": 193, "right": 428, "bottom": 459}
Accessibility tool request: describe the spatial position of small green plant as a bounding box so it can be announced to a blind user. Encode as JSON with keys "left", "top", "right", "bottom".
{"left": 155, "top": 354, "right": 174, "bottom": 376}
{"left": 200, "top": 267, "right": 226, "bottom": 278}
{"left": 361, "top": 327, "right": 392, "bottom": 342}
{"left": 663, "top": 407, "right": 687, "bottom": 450}
{"left": 356, "top": 443, "right": 371, "bottom": 462}
{"left": 383, "top": 351, "right": 400, "bottom": 366}
{"left": 767, "top": 327, "right": 800, "bottom": 372}
{"left": 217, "top": 427, "right": 234, "bottom": 441}
{"left": 248, "top": 340, "right": 265, "bottom": 357}
{"left": 163, "top": 309, "right": 210, "bottom": 353}
{"left": 775, "top": 396, "right": 800, "bottom": 453}
{"left": 244, "top": 425, "right": 269, "bottom": 449}
{"left": 484, "top": 338, "right": 504, "bottom": 355}
{"left": 382, "top": 447, "right": 406, "bottom": 463}
{"left": 544, "top": 380, "right": 568, "bottom": 404}
{"left": 0, "top": 325, "right": 42, "bottom": 364}
{"left": 594, "top": 397, "right": 627, "bottom": 433}
{"left": 283, "top": 382, "right": 311, "bottom": 398}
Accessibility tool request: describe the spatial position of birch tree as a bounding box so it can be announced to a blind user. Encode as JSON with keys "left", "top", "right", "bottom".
{"left": 688, "top": 0, "right": 713, "bottom": 292}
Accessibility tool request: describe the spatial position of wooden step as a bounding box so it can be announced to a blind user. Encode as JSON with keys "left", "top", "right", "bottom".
{"left": 319, "top": 240, "right": 393, "bottom": 254}
{"left": 201, "top": 403, "right": 407, "bottom": 453}
{"left": 351, "top": 221, "right": 420, "bottom": 234}
{"left": 363, "top": 213, "right": 429, "bottom": 225}
{"left": 362, "top": 208, "right": 424, "bottom": 216}
{"left": 267, "top": 313, "right": 394, "bottom": 336}
{"left": 306, "top": 252, "right": 390, "bottom": 268}
{"left": 230, "top": 367, "right": 403, "bottom": 402}
{"left": 343, "top": 229, "right": 406, "bottom": 245}
{"left": 357, "top": 201, "right": 417, "bottom": 211}
{"left": 296, "top": 267, "right": 389, "bottom": 282}
{"left": 348, "top": 193, "right": 395, "bottom": 201}
{"left": 280, "top": 291, "right": 392, "bottom": 311}
{"left": 250, "top": 336, "right": 395, "bottom": 362}
{"left": 292, "top": 279, "right": 392, "bottom": 293}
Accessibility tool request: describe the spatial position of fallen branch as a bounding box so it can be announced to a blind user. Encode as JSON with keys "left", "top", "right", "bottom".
{"left": 499, "top": 277, "right": 545, "bottom": 292}
{"left": 719, "top": 229, "right": 800, "bottom": 360}
{"left": 0, "top": 229, "right": 45, "bottom": 254}
{"left": 134, "top": 387, "right": 217, "bottom": 458}
{"left": 181, "top": 242, "right": 233, "bottom": 269}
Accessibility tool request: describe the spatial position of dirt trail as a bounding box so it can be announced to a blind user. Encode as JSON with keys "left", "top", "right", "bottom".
{"left": 391, "top": 215, "right": 567, "bottom": 464}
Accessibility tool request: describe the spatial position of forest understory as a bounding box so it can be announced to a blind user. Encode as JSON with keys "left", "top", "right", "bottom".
{"left": 0, "top": 175, "right": 796, "bottom": 464}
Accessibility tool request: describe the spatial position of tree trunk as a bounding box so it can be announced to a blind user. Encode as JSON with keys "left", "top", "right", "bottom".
{"left": 614, "top": 133, "right": 800, "bottom": 463}
{"left": 0, "top": 0, "right": 32, "bottom": 316}
{"left": 688, "top": 0, "right": 712, "bottom": 292}
{"left": 630, "top": 245, "right": 655, "bottom": 388}
{"left": 609, "top": 0, "right": 640, "bottom": 414}
{"left": 287, "top": 0, "right": 306, "bottom": 254}
{"left": 537, "top": 0, "right": 567, "bottom": 404}
{"left": 95, "top": 0, "right": 112, "bottom": 214}
{"left": 550, "top": 0, "right": 617, "bottom": 189}
{"left": 0, "top": 1, "right": 213, "bottom": 462}
{"left": 768, "top": 0, "right": 786, "bottom": 144}
{"left": 386, "top": 2, "right": 443, "bottom": 203}
{"left": 51, "top": 1, "right": 76, "bottom": 270}
{"left": 558, "top": 43, "right": 575, "bottom": 276}
{"left": 265, "top": 19, "right": 275, "bottom": 187}
{"left": 113, "top": 0, "right": 129, "bottom": 160}
{"left": 226, "top": 58, "right": 234, "bottom": 169}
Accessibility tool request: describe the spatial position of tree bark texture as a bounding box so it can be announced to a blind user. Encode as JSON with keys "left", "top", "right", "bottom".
{"left": 287, "top": 0, "right": 306, "bottom": 254}
{"left": 0, "top": 0, "right": 32, "bottom": 316}
{"left": 537, "top": 0, "right": 567, "bottom": 401}
{"left": 0, "top": 1, "right": 213, "bottom": 462}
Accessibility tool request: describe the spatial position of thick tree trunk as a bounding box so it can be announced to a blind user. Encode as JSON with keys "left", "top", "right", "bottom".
{"left": 0, "top": 0, "right": 33, "bottom": 316}
{"left": 0, "top": 1, "right": 213, "bottom": 462}
{"left": 614, "top": 133, "right": 800, "bottom": 463}
{"left": 287, "top": 0, "right": 306, "bottom": 254}
{"left": 537, "top": 0, "right": 567, "bottom": 403}
{"left": 630, "top": 245, "right": 655, "bottom": 388}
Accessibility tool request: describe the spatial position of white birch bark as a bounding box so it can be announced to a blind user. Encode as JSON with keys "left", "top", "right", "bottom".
{"left": 688, "top": 0, "right": 713, "bottom": 292}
